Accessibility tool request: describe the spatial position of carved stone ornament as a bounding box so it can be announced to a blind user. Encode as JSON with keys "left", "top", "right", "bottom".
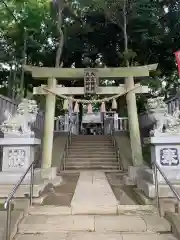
{"left": 146, "top": 97, "right": 167, "bottom": 114}
{"left": 146, "top": 97, "right": 180, "bottom": 136}
{"left": 0, "top": 99, "right": 38, "bottom": 137}
{"left": 8, "top": 148, "right": 26, "bottom": 168}
{"left": 160, "top": 148, "right": 179, "bottom": 166}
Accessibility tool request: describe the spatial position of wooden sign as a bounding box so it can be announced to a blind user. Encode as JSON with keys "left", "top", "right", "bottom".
{"left": 84, "top": 68, "right": 99, "bottom": 95}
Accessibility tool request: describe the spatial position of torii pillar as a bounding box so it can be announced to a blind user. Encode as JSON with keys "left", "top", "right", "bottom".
{"left": 42, "top": 78, "right": 56, "bottom": 169}
{"left": 125, "top": 76, "right": 143, "bottom": 166}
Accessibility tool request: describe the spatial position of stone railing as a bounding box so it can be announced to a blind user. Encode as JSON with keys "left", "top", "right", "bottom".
{"left": 104, "top": 116, "right": 128, "bottom": 134}
{"left": 118, "top": 117, "right": 128, "bottom": 131}
{"left": 54, "top": 118, "right": 65, "bottom": 132}
{"left": 54, "top": 114, "right": 129, "bottom": 134}
{"left": 0, "top": 95, "right": 17, "bottom": 124}
{"left": 54, "top": 114, "right": 79, "bottom": 135}
{"left": 166, "top": 95, "right": 180, "bottom": 115}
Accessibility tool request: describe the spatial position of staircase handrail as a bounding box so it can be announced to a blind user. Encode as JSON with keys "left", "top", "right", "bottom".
{"left": 61, "top": 120, "right": 73, "bottom": 170}
{"left": 110, "top": 126, "right": 123, "bottom": 170}
{"left": 153, "top": 161, "right": 180, "bottom": 217}
{"left": 4, "top": 159, "right": 35, "bottom": 240}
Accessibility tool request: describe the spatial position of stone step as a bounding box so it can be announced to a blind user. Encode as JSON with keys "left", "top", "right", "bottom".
{"left": 71, "top": 140, "right": 111, "bottom": 142}
{"left": 67, "top": 153, "right": 117, "bottom": 157}
{"left": 71, "top": 142, "right": 112, "bottom": 144}
{"left": 71, "top": 140, "right": 112, "bottom": 142}
{"left": 59, "top": 170, "right": 123, "bottom": 174}
{"left": 28, "top": 205, "right": 157, "bottom": 216}
{"left": 18, "top": 214, "right": 171, "bottom": 234}
{"left": 66, "top": 158, "right": 117, "bottom": 162}
{"left": 66, "top": 158, "right": 117, "bottom": 161}
{"left": 71, "top": 139, "right": 112, "bottom": 142}
{"left": 15, "top": 232, "right": 178, "bottom": 240}
{"left": 66, "top": 160, "right": 117, "bottom": 164}
{"left": 70, "top": 145, "right": 113, "bottom": 149}
{"left": 69, "top": 147, "right": 115, "bottom": 150}
{"left": 69, "top": 148, "right": 115, "bottom": 152}
{"left": 65, "top": 166, "right": 119, "bottom": 170}
{"left": 66, "top": 163, "right": 119, "bottom": 167}
{"left": 71, "top": 142, "right": 112, "bottom": 145}
{"left": 68, "top": 149, "right": 115, "bottom": 153}
{"left": 65, "top": 163, "right": 119, "bottom": 167}
{"left": 66, "top": 159, "right": 118, "bottom": 163}
{"left": 72, "top": 135, "right": 110, "bottom": 139}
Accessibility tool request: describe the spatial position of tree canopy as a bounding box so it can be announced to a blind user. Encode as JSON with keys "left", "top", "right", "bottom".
{"left": 0, "top": 0, "right": 180, "bottom": 111}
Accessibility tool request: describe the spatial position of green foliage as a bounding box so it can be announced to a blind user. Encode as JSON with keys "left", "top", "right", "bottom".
{"left": 0, "top": 0, "right": 180, "bottom": 110}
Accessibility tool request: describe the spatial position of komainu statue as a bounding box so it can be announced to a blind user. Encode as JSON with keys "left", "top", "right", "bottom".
{"left": 146, "top": 97, "right": 180, "bottom": 136}
{"left": 0, "top": 99, "right": 38, "bottom": 137}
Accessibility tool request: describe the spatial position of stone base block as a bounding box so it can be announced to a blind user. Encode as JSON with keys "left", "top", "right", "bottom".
{"left": 0, "top": 169, "right": 42, "bottom": 184}
{"left": 0, "top": 167, "right": 59, "bottom": 185}
{"left": 133, "top": 188, "right": 154, "bottom": 205}
{"left": 0, "top": 176, "right": 62, "bottom": 198}
{"left": 125, "top": 165, "right": 148, "bottom": 184}
{"left": 138, "top": 168, "right": 154, "bottom": 184}
{"left": 123, "top": 175, "right": 136, "bottom": 186}
{"left": 40, "top": 167, "right": 57, "bottom": 180}
{"left": 138, "top": 167, "right": 180, "bottom": 185}
{"left": 137, "top": 178, "right": 180, "bottom": 198}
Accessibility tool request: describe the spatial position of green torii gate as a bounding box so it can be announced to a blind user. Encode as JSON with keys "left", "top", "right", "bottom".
{"left": 24, "top": 64, "right": 157, "bottom": 170}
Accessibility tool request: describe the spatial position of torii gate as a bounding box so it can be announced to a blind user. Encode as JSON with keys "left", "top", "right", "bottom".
{"left": 24, "top": 64, "right": 157, "bottom": 170}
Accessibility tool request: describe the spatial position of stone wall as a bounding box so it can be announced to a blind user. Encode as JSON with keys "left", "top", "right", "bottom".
{"left": 114, "top": 132, "right": 133, "bottom": 170}
{"left": 52, "top": 133, "right": 68, "bottom": 170}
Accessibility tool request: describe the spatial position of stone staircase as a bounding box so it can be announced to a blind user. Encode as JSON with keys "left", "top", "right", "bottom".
{"left": 65, "top": 135, "right": 119, "bottom": 170}
{"left": 12, "top": 171, "right": 178, "bottom": 240}
{"left": 14, "top": 205, "right": 177, "bottom": 240}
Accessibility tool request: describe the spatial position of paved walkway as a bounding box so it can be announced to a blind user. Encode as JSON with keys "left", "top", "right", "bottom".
{"left": 71, "top": 171, "right": 118, "bottom": 214}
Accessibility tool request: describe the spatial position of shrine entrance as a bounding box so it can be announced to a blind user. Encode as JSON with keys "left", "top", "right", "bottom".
{"left": 24, "top": 64, "right": 157, "bottom": 169}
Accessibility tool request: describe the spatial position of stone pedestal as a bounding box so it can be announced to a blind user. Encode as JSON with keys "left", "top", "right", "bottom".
{"left": 0, "top": 137, "right": 41, "bottom": 184}
{"left": 137, "top": 136, "right": 180, "bottom": 198}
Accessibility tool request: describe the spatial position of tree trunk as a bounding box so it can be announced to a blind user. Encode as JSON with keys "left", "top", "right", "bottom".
{"left": 55, "top": 5, "right": 64, "bottom": 67}
{"left": 123, "top": 0, "right": 129, "bottom": 67}
{"left": 7, "top": 64, "right": 13, "bottom": 98}
{"left": 19, "top": 29, "right": 27, "bottom": 99}
{"left": 12, "top": 62, "right": 17, "bottom": 100}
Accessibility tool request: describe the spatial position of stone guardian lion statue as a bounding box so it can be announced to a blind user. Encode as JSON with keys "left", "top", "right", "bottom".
{"left": 0, "top": 99, "right": 38, "bottom": 137}
{"left": 146, "top": 97, "right": 180, "bottom": 136}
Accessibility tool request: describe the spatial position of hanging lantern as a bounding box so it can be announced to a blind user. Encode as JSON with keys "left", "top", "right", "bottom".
{"left": 74, "top": 101, "right": 79, "bottom": 113}
{"left": 63, "top": 99, "right": 69, "bottom": 110}
{"left": 112, "top": 98, "right": 117, "bottom": 110}
{"left": 100, "top": 102, "right": 106, "bottom": 113}
{"left": 87, "top": 103, "right": 93, "bottom": 114}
